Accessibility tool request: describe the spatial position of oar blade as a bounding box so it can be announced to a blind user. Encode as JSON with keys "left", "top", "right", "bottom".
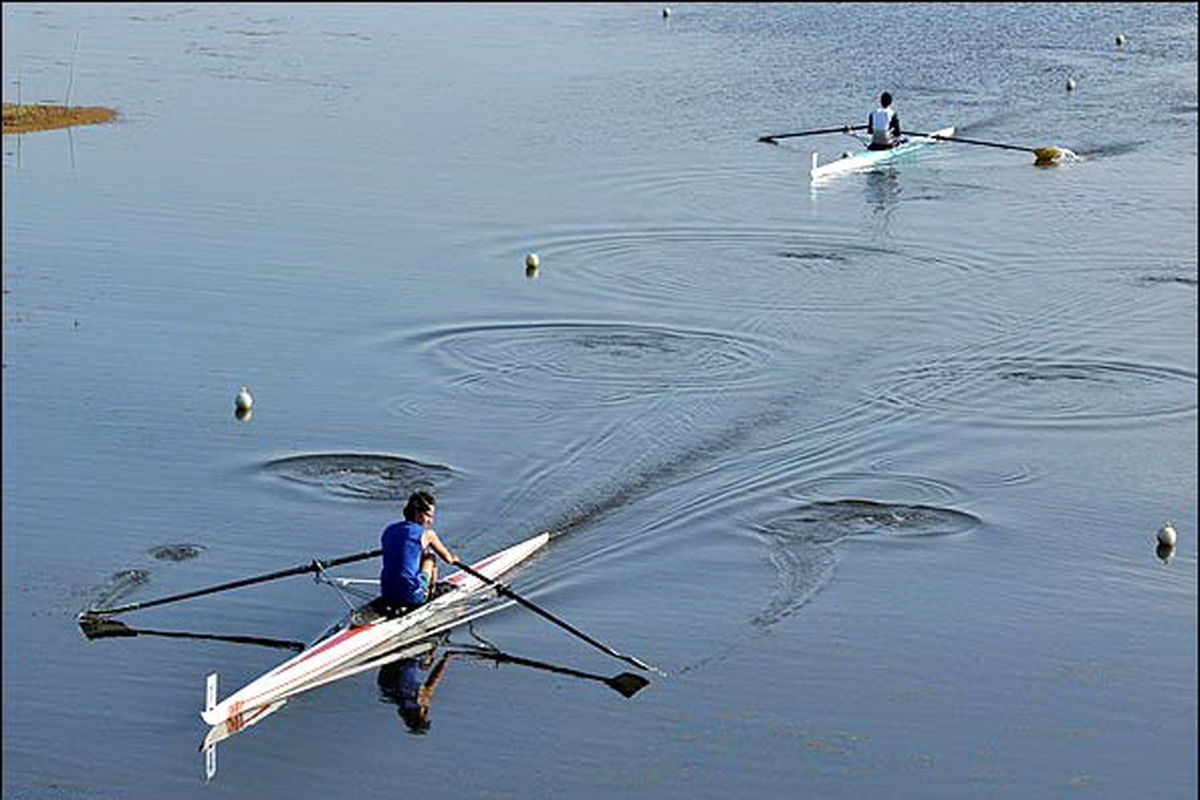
{"left": 607, "top": 672, "right": 651, "bottom": 698}
{"left": 78, "top": 615, "right": 136, "bottom": 640}
{"left": 1032, "top": 146, "right": 1077, "bottom": 166}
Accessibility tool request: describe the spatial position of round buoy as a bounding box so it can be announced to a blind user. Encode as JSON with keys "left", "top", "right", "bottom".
{"left": 525, "top": 253, "right": 540, "bottom": 269}
{"left": 1115, "top": 33, "right": 1127, "bottom": 47}
{"left": 662, "top": 7, "right": 671, "bottom": 18}
{"left": 1157, "top": 521, "right": 1177, "bottom": 547}
{"left": 525, "top": 263, "right": 539, "bottom": 280}
{"left": 1065, "top": 76, "right": 1077, "bottom": 91}
{"left": 235, "top": 386, "right": 253, "bottom": 412}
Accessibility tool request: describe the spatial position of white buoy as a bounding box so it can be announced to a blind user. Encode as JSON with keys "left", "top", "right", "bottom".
{"left": 1115, "top": 33, "right": 1127, "bottom": 47}
{"left": 662, "top": 7, "right": 671, "bottom": 18}
{"left": 1157, "top": 521, "right": 1177, "bottom": 547}
{"left": 235, "top": 386, "right": 253, "bottom": 412}
{"left": 1065, "top": 76, "right": 1077, "bottom": 91}
{"left": 525, "top": 252, "right": 540, "bottom": 269}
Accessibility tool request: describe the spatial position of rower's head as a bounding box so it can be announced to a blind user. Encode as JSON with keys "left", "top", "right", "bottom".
{"left": 880, "top": 91, "right": 893, "bottom": 108}
{"left": 403, "top": 490, "right": 436, "bottom": 526}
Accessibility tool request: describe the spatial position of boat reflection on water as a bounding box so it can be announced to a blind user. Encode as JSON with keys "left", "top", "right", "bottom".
{"left": 78, "top": 615, "right": 648, "bottom": 779}
{"left": 377, "top": 641, "right": 651, "bottom": 735}
{"left": 863, "top": 168, "right": 903, "bottom": 215}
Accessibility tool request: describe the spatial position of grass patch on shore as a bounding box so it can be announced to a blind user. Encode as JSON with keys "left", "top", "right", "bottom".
{"left": 3, "top": 103, "right": 118, "bottom": 134}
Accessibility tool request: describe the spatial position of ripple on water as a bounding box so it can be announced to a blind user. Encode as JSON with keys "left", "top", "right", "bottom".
{"left": 497, "top": 226, "right": 972, "bottom": 315}
{"left": 750, "top": 494, "right": 979, "bottom": 628}
{"left": 401, "top": 320, "right": 778, "bottom": 409}
{"left": 870, "top": 354, "right": 1197, "bottom": 429}
{"left": 91, "top": 569, "right": 151, "bottom": 610}
{"left": 262, "top": 453, "right": 454, "bottom": 503}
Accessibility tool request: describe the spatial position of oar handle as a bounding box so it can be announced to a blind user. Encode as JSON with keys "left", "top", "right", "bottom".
{"left": 82, "top": 548, "right": 383, "bottom": 617}
{"left": 452, "top": 560, "right": 655, "bottom": 672}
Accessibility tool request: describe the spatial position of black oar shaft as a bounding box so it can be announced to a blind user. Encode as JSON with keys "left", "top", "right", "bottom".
{"left": 903, "top": 131, "right": 1035, "bottom": 153}
{"left": 460, "top": 649, "right": 649, "bottom": 698}
{"left": 759, "top": 124, "right": 865, "bottom": 142}
{"left": 83, "top": 548, "right": 382, "bottom": 617}
{"left": 453, "top": 560, "right": 654, "bottom": 672}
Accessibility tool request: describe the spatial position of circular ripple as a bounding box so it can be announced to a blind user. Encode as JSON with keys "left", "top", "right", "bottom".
{"left": 412, "top": 321, "right": 777, "bottom": 406}
{"left": 500, "top": 226, "right": 977, "bottom": 315}
{"left": 790, "top": 471, "right": 962, "bottom": 505}
{"left": 769, "top": 499, "right": 981, "bottom": 544}
{"left": 871, "top": 355, "right": 1197, "bottom": 428}
{"left": 263, "top": 453, "right": 454, "bottom": 502}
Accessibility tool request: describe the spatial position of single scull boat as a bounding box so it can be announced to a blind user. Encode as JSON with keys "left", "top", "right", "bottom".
{"left": 810, "top": 126, "right": 955, "bottom": 181}
{"left": 201, "top": 532, "right": 550, "bottom": 726}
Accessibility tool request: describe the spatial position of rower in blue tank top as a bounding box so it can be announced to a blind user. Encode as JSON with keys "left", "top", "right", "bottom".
{"left": 866, "top": 91, "right": 903, "bottom": 150}
{"left": 377, "top": 490, "right": 458, "bottom": 613}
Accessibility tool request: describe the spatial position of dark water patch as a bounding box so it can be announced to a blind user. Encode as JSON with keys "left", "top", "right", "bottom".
{"left": 777, "top": 250, "right": 850, "bottom": 263}
{"left": 145, "top": 544, "right": 206, "bottom": 562}
{"left": 871, "top": 354, "right": 1197, "bottom": 428}
{"left": 410, "top": 321, "right": 776, "bottom": 407}
{"left": 1138, "top": 274, "right": 1198, "bottom": 288}
{"left": 263, "top": 453, "right": 454, "bottom": 503}
{"left": 772, "top": 500, "right": 980, "bottom": 544}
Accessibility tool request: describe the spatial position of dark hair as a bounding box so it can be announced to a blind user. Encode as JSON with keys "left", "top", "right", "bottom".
{"left": 403, "top": 490, "right": 436, "bottom": 522}
{"left": 880, "top": 91, "right": 893, "bottom": 107}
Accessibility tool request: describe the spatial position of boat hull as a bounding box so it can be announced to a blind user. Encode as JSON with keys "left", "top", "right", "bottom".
{"left": 200, "top": 532, "right": 550, "bottom": 726}
{"left": 811, "top": 126, "right": 955, "bottom": 180}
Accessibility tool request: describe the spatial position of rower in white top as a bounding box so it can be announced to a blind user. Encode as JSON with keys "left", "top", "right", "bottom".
{"left": 866, "top": 91, "right": 903, "bottom": 151}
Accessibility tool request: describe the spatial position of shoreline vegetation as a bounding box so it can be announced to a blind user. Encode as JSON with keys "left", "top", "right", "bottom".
{"left": 3, "top": 103, "right": 119, "bottom": 134}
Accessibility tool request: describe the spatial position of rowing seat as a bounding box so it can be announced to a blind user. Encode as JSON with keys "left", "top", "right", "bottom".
{"left": 362, "top": 597, "right": 413, "bottom": 621}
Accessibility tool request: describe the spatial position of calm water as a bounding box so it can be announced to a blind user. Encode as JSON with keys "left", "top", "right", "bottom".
{"left": 3, "top": 3, "right": 1196, "bottom": 798}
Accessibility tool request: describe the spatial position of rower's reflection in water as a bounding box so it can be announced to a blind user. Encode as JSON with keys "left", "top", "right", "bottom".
{"left": 377, "top": 649, "right": 453, "bottom": 734}
{"left": 864, "top": 168, "right": 902, "bottom": 215}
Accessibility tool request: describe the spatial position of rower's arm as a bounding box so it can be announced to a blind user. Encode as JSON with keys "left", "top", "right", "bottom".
{"left": 424, "top": 529, "right": 457, "bottom": 564}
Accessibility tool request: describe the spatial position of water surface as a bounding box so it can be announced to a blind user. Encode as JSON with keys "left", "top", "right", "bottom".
{"left": 4, "top": 4, "right": 1196, "bottom": 799}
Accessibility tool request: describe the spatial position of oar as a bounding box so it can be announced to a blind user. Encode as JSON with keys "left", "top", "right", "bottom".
{"left": 79, "top": 547, "right": 383, "bottom": 618}
{"left": 452, "top": 559, "right": 658, "bottom": 673}
{"left": 758, "top": 124, "right": 865, "bottom": 143}
{"left": 78, "top": 617, "right": 307, "bottom": 652}
{"left": 903, "top": 130, "right": 1074, "bottom": 165}
{"left": 455, "top": 647, "right": 649, "bottom": 698}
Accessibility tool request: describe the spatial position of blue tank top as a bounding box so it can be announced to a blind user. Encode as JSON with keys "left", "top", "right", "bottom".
{"left": 380, "top": 520, "right": 425, "bottom": 604}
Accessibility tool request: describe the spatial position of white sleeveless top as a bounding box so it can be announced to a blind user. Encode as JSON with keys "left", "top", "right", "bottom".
{"left": 870, "top": 107, "right": 894, "bottom": 145}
